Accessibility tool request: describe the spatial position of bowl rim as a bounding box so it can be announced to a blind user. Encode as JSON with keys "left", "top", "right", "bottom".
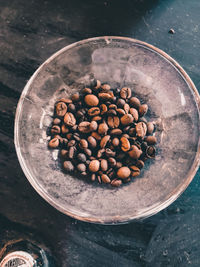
{"left": 14, "top": 36, "right": 200, "bottom": 224}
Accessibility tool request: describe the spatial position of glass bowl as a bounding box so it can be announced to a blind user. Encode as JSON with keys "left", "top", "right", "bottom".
{"left": 14, "top": 37, "right": 200, "bottom": 224}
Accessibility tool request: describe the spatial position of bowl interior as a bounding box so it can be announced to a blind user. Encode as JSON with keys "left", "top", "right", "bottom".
{"left": 15, "top": 37, "right": 200, "bottom": 223}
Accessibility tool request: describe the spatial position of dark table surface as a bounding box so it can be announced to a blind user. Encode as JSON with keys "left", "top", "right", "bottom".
{"left": 0, "top": 0, "right": 200, "bottom": 266}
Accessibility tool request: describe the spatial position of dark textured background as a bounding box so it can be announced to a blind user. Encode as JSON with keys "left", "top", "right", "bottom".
{"left": 0, "top": 0, "right": 200, "bottom": 266}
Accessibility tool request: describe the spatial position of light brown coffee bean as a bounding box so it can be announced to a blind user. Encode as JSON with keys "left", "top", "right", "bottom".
{"left": 67, "top": 140, "right": 76, "bottom": 147}
{"left": 92, "top": 116, "right": 102, "bottom": 121}
{"left": 93, "top": 79, "right": 101, "bottom": 89}
{"left": 79, "top": 139, "right": 88, "bottom": 149}
{"left": 77, "top": 163, "right": 86, "bottom": 172}
{"left": 97, "top": 148, "right": 105, "bottom": 158}
{"left": 84, "top": 148, "right": 92, "bottom": 157}
{"left": 108, "top": 157, "right": 116, "bottom": 167}
{"left": 117, "top": 167, "right": 131, "bottom": 179}
{"left": 48, "top": 138, "right": 59, "bottom": 148}
{"left": 89, "top": 121, "right": 97, "bottom": 132}
{"left": 128, "top": 145, "right": 142, "bottom": 159}
{"left": 130, "top": 108, "right": 139, "bottom": 122}
{"left": 56, "top": 102, "right": 67, "bottom": 117}
{"left": 112, "top": 137, "right": 119, "bottom": 146}
{"left": 100, "top": 104, "right": 108, "bottom": 115}
{"left": 105, "top": 148, "right": 116, "bottom": 157}
{"left": 97, "top": 175, "right": 102, "bottom": 183}
{"left": 51, "top": 125, "right": 60, "bottom": 135}
{"left": 101, "top": 84, "right": 111, "bottom": 91}
{"left": 107, "top": 109, "right": 117, "bottom": 116}
{"left": 66, "top": 133, "right": 73, "bottom": 140}
{"left": 120, "top": 87, "right": 132, "bottom": 99}
{"left": 88, "top": 107, "right": 100, "bottom": 116}
{"left": 98, "top": 92, "right": 113, "bottom": 100}
{"left": 145, "top": 136, "right": 157, "bottom": 145}
{"left": 120, "top": 137, "right": 130, "bottom": 152}
{"left": 129, "top": 97, "right": 140, "bottom": 109}
{"left": 124, "top": 103, "right": 130, "bottom": 114}
{"left": 117, "top": 98, "right": 126, "bottom": 107}
{"left": 68, "top": 146, "right": 76, "bottom": 159}
{"left": 78, "top": 121, "right": 91, "bottom": 133}
{"left": 71, "top": 93, "right": 80, "bottom": 102}
{"left": 100, "top": 135, "right": 110, "bottom": 148}
{"left": 53, "top": 118, "right": 61, "bottom": 125}
{"left": 60, "top": 149, "right": 68, "bottom": 157}
{"left": 147, "top": 122, "right": 154, "bottom": 135}
{"left": 120, "top": 114, "right": 134, "bottom": 126}
{"left": 91, "top": 132, "right": 102, "bottom": 140}
{"left": 109, "top": 104, "right": 117, "bottom": 109}
{"left": 111, "top": 179, "right": 122, "bottom": 187}
{"left": 82, "top": 87, "right": 92, "bottom": 94}
{"left": 130, "top": 166, "right": 140, "bottom": 177}
{"left": 110, "top": 128, "right": 122, "bottom": 135}
{"left": 116, "top": 162, "right": 123, "bottom": 168}
{"left": 89, "top": 160, "right": 100, "bottom": 172}
{"left": 139, "top": 104, "right": 148, "bottom": 116}
{"left": 101, "top": 159, "right": 108, "bottom": 171}
{"left": 64, "top": 112, "right": 76, "bottom": 126}
{"left": 57, "top": 98, "right": 72, "bottom": 104}
{"left": 63, "top": 161, "right": 74, "bottom": 172}
{"left": 136, "top": 122, "right": 147, "bottom": 138}
{"left": 87, "top": 136, "right": 97, "bottom": 148}
{"left": 122, "top": 133, "right": 130, "bottom": 138}
{"left": 61, "top": 124, "right": 69, "bottom": 134}
{"left": 101, "top": 174, "right": 111, "bottom": 184}
{"left": 98, "top": 122, "right": 109, "bottom": 135}
{"left": 84, "top": 94, "right": 99, "bottom": 106}
{"left": 116, "top": 108, "right": 126, "bottom": 115}
{"left": 91, "top": 173, "right": 96, "bottom": 181}
{"left": 107, "top": 116, "right": 120, "bottom": 128}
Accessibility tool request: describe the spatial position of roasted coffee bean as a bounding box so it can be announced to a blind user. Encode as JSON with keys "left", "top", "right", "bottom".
{"left": 107, "top": 116, "right": 120, "bottom": 128}
{"left": 117, "top": 98, "right": 126, "bottom": 108}
{"left": 130, "top": 166, "right": 140, "bottom": 177}
{"left": 48, "top": 138, "right": 59, "bottom": 148}
{"left": 84, "top": 94, "right": 99, "bottom": 106}
{"left": 79, "top": 139, "right": 88, "bottom": 149}
{"left": 129, "top": 97, "right": 140, "bottom": 109}
{"left": 56, "top": 102, "right": 67, "bottom": 117}
{"left": 88, "top": 107, "right": 100, "bottom": 116}
{"left": 128, "top": 145, "right": 142, "bottom": 159}
{"left": 61, "top": 124, "right": 69, "bottom": 134}
{"left": 93, "top": 79, "right": 101, "bottom": 89}
{"left": 67, "top": 140, "right": 76, "bottom": 147}
{"left": 120, "top": 137, "right": 130, "bottom": 152}
{"left": 98, "top": 122, "right": 109, "bottom": 135}
{"left": 64, "top": 112, "right": 76, "bottom": 126}
{"left": 63, "top": 161, "right": 74, "bottom": 172}
{"left": 97, "top": 175, "right": 102, "bottom": 183}
{"left": 81, "top": 171, "right": 87, "bottom": 176}
{"left": 71, "top": 93, "right": 80, "bottom": 102}
{"left": 110, "top": 128, "right": 122, "bottom": 135}
{"left": 62, "top": 138, "right": 68, "bottom": 146}
{"left": 57, "top": 98, "right": 72, "bottom": 104}
{"left": 77, "top": 110, "right": 84, "bottom": 118}
{"left": 90, "top": 121, "right": 98, "bottom": 131}
{"left": 51, "top": 125, "right": 60, "bottom": 135}
{"left": 122, "top": 177, "right": 131, "bottom": 183}
{"left": 145, "top": 136, "right": 157, "bottom": 145}
{"left": 68, "top": 146, "right": 76, "bottom": 159}
{"left": 124, "top": 103, "right": 130, "bottom": 114}
{"left": 106, "top": 168, "right": 114, "bottom": 178}
{"left": 77, "top": 163, "right": 86, "bottom": 172}
{"left": 87, "top": 136, "right": 97, "bottom": 148}
{"left": 123, "top": 126, "right": 131, "bottom": 133}
{"left": 77, "top": 153, "right": 86, "bottom": 162}
{"left": 109, "top": 104, "right": 117, "bottom": 109}
{"left": 112, "top": 137, "right": 119, "bottom": 146}
{"left": 98, "top": 92, "right": 113, "bottom": 100}
{"left": 53, "top": 118, "right": 61, "bottom": 125}
{"left": 82, "top": 87, "right": 92, "bottom": 94}
{"left": 101, "top": 159, "right": 108, "bottom": 171}
{"left": 139, "top": 104, "right": 148, "bottom": 117}
{"left": 100, "top": 135, "right": 110, "bottom": 148}
{"left": 101, "top": 174, "right": 111, "bottom": 184}
{"left": 120, "top": 87, "right": 131, "bottom": 99}
{"left": 89, "top": 160, "right": 100, "bottom": 172}
{"left": 111, "top": 179, "right": 122, "bottom": 187}
{"left": 147, "top": 122, "right": 155, "bottom": 135}
{"left": 92, "top": 116, "right": 102, "bottom": 121}
{"left": 116, "top": 162, "right": 123, "bottom": 168}
{"left": 117, "top": 167, "right": 131, "bottom": 179}
{"left": 121, "top": 114, "right": 134, "bottom": 125}
{"left": 107, "top": 109, "right": 117, "bottom": 116}
{"left": 60, "top": 149, "right": 68, "bottom": 157}
{"left": 73, "top": 133, "right": 80, "bottom": 141}
{"left": 91, "top": 173, "right": 96, "bottom": 181}
{"left": 146, "top": 146, "right": 156, "bottom": 158}
{"left": 129, "top": 127, "right": 136, "bottom": 136}
{"left": 91, "top": 132, "right": 102, "bottom": 141}
{"left": 122, "top": 134, "right": 130, "bottom": 138}
{"left": 66, "top": 133, "right": 73, "bottom": 140}
{"left": 78, "top": 121, "right": 91, "bottom": 133}
{"left": 97, "top": 148, "right": 105, "bottom": 158}
{"left": 105, "top": 148, "right": 116, "bottom": 157}
{"left": 136, "top": 122, "right": 147, "bottom": 138}
{"left": 84, "top": 148, "right": 92, "bottom": 157}
{"left": 101, "top": 84, "right": 111, "bottom": 91}
{"left": 130, "top": 108, "right": 139, "bottom": 122}
{"left": 116, "top": 108, "right": 126, "bottom": 115}
{"left": 108, "top": 157, "right": 116, "bottom": 167}
{"left": 100, "top": 104, "right": 108, "bottom": 115}
{"left": 68, "top": 103, "right": 76, "bottom": 113}
{"left": 135, "top": 160, "right": 145, "bottom": 169}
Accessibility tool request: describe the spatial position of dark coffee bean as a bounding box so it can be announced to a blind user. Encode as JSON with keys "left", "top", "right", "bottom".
{"left": 63, "top": 161, "right": 74, "bottom": 172}
{"left": 62, "top": 138, "right": 68, "bottom": 146}
{"left": 84, "top": 148, "right": 92, "bottom": 157}
{"left": 71, "top": 125, "right": 78, "bottom": 132}
{"left": 56, "top": 102, "right": 67, "bottom": 117}
{"left": 122, "top": 178, "right": 131, "bottom": 183}
{"left": 141, "top": 141, "right": 148, "bottom": 151}
{"left": 53, "top": 118, "right": 61, "bottom": 125}
{"left": 107, "top": 109, "right": 117, "bottom": 116}
{"left": 123, "top": 126, "right": 131, "bottom": 133}
{"left": 135, "top": 160, "right": 145, "bottom": 169}
{"left": 48, "top": 138, "right": 59, "bottom": 148}
{"left": 68, "top": 103, "right": 76, "bottom": 113}
{"left": 77, "top": 153, "right": 87, "bottom": 162}
{"left": 120, "top": 87, "right": 131, "bottom": 99}
{"left": 139, "top": 117, "right": 148, "bottom": 123}
{"left": 77, "top": 163, "right": 86, "bottom": 172}
{"left": 73, "top": 133, "right": 80, "bottom": 141}
{"left": 129, "top": 97, "right": 140, "bottom": 109}
{"left": 92, "top": 79, "right": 101, "bottom": 90}
{"left": 116, "top": 108, "right": 126, "bottom": 115}
{"left": 86, "top": 160, "right": 91, "bottom": 165}
{"left": 147, "top": 122, "right": 155, "bottom": 135}
{"left": 61, "top": 124, "right": 69, "bottom": 134}
{"left": 67, "top": 140, "right": 76, "bottom": 147}
{"left": 66, "top": 133, "right": 73, "bottom": 140}
{"left": 117, "top": 98, "right": 126, "bottom": 108}
{"left": 129, "top": 127, "right": 136, "bottom": 136}
{"left": 82, "top": 87, "right": 92, "bottom": 94}
{"left": 116, "top": 152, "right": 126, "bottom": 160}
{"left": 130, "top": 166, "right": 140, "bottom": 177}
{"left": 91, "top": 173, "right": 96, "bottom": 181}
{"left": 71, "top": 93, "right": 80, "bottom": 102}
{"left": 111, "top": 179, "right": 122, "bottom": 187}
{"left": 108, "top": 157, "right": 116, "bottom": 167}
{"left": 77, "top": 110, "right": 84, "bottom": 118}
{"left": 87, "top": 136, "right": 97, "bottom": 148}
{"left": 139, "top": 104, "right": 148, "bottom": 117}
{"left": 68, "top": 147, "right": 76, "bottom": 159}
{"left": 109, "top": 104, "right": 117, "bottom": 109}
{"left": 146, "top": 146, "right": 156, "bottom": 158}
{"left": 60, "top": 149, "right": 68, "bottom": 158}
{"left": 145, "top": 136, "right": 157, "bottom": 145}
{"left": 105, "top": 148, "right": 116, "bottom": 157}
{"left": 51, "top": 125, "right": 60, "bottom": 135}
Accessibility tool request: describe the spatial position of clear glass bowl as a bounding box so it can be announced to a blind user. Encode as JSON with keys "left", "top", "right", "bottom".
{"left": 14, "top": 37, "right": 200, "bottom": 224}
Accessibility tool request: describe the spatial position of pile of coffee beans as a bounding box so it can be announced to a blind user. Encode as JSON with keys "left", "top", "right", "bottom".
{"left": 48, "top": 80, "right": 156, "bottom": 187}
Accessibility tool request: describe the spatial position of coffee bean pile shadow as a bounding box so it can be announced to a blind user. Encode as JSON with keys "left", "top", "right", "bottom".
{"left": 48, "top": 80, "right": 157, "bottom": 187}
